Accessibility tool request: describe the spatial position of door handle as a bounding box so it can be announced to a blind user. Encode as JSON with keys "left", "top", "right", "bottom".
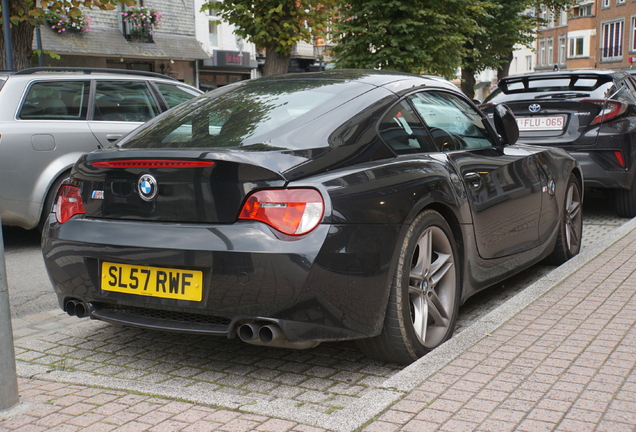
{"left": 106, "top": 134, "right": 123, "bottom": 142}
{"left": 464, "top": 172, "right": 482, "bottom": 189}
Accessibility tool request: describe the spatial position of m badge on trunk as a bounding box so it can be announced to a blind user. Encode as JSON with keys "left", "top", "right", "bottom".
{"left": 138, "top": 174, "right": 158, "bottom": 201}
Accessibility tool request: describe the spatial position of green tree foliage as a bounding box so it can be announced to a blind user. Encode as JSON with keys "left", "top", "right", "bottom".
{"left": 461, "top": 0, "right": 576, "bottom": 97}
{"left": 202, "top": 0, "right": 337, "bottom": 76}
{"left": 1, "top": 0, "right": 135, "bottom": 70}
{"left": 332, "top": 0, "right": 492, "bottom": 78}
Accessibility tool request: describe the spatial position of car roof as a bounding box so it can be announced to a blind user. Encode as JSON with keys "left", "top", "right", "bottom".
{"left": 3, "top": 67, "right": 183, "bottom": 83}
{"left": 251, "top": 69, "right": 460, "bottom": 93}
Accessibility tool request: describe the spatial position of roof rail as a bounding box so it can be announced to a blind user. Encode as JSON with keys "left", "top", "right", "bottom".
{"left": 12, "top": 67, "right": 177, "bottom": 81}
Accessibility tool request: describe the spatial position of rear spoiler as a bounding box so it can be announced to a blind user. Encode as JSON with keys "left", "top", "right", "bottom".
{"left": 498, "top": 73, "right": 613, "bottom": 94}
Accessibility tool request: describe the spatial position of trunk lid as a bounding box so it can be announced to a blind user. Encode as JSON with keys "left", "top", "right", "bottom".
{"left": 74, "top": 149, "right": 287, "bottom": 223}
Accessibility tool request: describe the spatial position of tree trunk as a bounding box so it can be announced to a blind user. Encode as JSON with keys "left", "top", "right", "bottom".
{"left": 1, "top": 21, "right": 35, "bottom": 71}
{"left": 461, "top": 67, "right": 477, "bottom": 100}
{"left": 262, "top": 42, "right": 290, "bottom": 76}
{"left": 497, "top": 51, "right": 514, "bottom": 82}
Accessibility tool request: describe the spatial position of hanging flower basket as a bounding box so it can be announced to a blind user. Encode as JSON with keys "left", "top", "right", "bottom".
{"left": 45, "top": 7, "right": 92, "bottom": 33}
{"left": 121, "top": 6, "right": 163, "bottom": 40}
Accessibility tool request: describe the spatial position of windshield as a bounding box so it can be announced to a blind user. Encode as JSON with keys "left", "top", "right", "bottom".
{"left": 120, "top": 79, "right": 370, "bottom": 151}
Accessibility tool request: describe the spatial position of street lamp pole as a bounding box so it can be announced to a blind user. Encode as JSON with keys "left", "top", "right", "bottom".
{"left": 0, "top": 218, "right": 19, "bottom": 411}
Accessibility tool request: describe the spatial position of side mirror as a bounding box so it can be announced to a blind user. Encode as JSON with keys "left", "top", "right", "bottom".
{"left": 493, "top": 104, "right": 519, "bottom": 145}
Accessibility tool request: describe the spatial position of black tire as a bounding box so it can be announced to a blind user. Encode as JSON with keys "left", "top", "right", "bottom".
{"left": 357, "top": 210, "right": 460, "bottom": 364}
{"left": 548, "top": 174, "right": 583, "bottom": 265}
{"left": 37, "top": 173, "right": 68, "bottom": 231}
{"left": 615, "top": 180, "right": 636, "bottom": 218}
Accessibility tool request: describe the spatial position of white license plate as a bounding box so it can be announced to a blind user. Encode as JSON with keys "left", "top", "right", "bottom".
{"left": 516, "top": 115, "right": 566, "bottom": 131}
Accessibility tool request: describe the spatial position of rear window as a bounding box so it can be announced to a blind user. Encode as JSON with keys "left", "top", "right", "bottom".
{"left": 120, "top": 79, "right": 370, "bottom": 150}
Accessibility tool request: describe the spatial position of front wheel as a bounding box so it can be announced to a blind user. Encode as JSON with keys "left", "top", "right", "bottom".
{"left": 357, "top": 210, "right": 460, "bottom": 364}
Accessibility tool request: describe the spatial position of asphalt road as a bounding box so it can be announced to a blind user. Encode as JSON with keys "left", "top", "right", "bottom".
{"left": 2, "top": 227, "right": 54, "bottom": 319}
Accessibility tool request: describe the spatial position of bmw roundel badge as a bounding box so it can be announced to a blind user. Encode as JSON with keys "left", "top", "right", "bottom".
{"left": 528, "top": 103, "right": 541, "bottom": 113}
{"left": 138, "top": 174, "right": 158, "bottom": 201}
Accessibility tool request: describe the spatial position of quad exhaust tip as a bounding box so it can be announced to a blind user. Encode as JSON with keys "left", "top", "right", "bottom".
{"left": 237, "top": 321, "right": 320, "bottom": 350}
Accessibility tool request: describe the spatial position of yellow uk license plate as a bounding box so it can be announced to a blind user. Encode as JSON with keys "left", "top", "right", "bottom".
{"left": 101, "top": 262, "right": 203, "bottom": 301}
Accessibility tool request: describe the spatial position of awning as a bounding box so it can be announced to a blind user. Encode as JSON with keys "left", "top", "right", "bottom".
{"left": 39, "top": 26, "right": 209, "bottom": 61}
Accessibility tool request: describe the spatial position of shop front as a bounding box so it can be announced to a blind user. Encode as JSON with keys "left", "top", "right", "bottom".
{"left": 199, "top": 50, "right": 257, "bottom": 91}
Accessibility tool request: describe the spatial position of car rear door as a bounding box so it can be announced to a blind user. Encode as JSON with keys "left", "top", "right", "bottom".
{"left": 408, "top": 90, "right": 547, "bottom": 259}
{"left": 87, "top": 80, "right": 162, "bottom": 147}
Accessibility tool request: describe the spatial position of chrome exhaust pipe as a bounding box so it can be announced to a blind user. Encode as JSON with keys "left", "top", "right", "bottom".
{"left": 258, "top": 324, "right": 283, "bottom": 345}
{"left": 237, "top": 321, "right": 321, "bottom": 350}
{"left": 238, "top": 322, "right": 262, "bottom": 343}
{"left": 74, "top": 301, "right": 87, "bottom": 318}
{"left": 65, "top": 299, "right": 78, "bottom": 316}
{"left": 64, "top": 299, "right": 90, "bottom": 318}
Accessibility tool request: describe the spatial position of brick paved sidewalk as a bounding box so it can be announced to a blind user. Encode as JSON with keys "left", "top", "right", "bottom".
{"left": 364, "top": 226, "right": 636, "bottom": 432}
{"left": 2, "top": 222, "right": 636, "bottom": 432}
{"left": 0, "top": 378, "right": 326, "bottom": 432}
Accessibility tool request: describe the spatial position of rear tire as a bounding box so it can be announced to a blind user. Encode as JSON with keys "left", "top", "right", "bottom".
{"left": 615, "top": 179, "right": 636, "bottom": 218}
{"left": 38, "top": 173, "right": 68, "bottom": 231}
{"left": 357, "top": 210, "right": 460, "bottom": 364}
{"left": 548, "top": 174, "right": 583, "bottom": 265}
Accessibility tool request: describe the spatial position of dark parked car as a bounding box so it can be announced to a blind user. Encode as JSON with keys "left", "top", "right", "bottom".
{"left": 42, "top": 70, "right": 582, "bottom": 364}
{"left": 480, "top": 69, "right": 636, "bottom": 217}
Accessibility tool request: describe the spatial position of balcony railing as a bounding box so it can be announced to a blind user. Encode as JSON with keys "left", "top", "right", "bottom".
{"left": 122, "top": 17, "right": 154, "bottom": 43}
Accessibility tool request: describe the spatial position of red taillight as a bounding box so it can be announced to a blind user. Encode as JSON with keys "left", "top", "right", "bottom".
{"left": 238, "top": 189, "right": 324, "bottom": 235}
{"left": 90, "top": 160, "right": 215, "bottom": 168}
{"left": 582, "top": 99, "right": 627, "bottom": 125}
{"left": 55, "top": 185, "right": 86, "bottom": 224}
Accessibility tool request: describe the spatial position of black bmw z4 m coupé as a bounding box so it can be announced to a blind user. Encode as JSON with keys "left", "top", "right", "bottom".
{"left": 42, "top": 70, "right": 583, "bottom": 364}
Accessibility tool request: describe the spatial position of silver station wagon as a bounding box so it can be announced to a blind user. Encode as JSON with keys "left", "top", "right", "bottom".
{"left": 0, "top": 67, "right": 201, "bottom": 230}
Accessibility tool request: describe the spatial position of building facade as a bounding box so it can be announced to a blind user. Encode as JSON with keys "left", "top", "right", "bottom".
{"left": 535, "top": 0, "right": 636, "bottom": 71}
{"left": 35, "top": 1, "right": 327, "bottom": 89}
{"left": 37, "top": 0, "right": 208, "bottom": 85}
{"left": 194, "top": 0, "right": 259, "bottom": 91}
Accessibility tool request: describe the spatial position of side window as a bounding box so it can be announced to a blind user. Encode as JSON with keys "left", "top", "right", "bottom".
{"left": 19, "top": 81, "right": 89, "bottom": 120}
{"left": 93, "top": 81, "right": 160, "bottom": 122}
{"left": 378, "top": 100, "right": 437, "bottom": 154}
{"left": 409, "top": 91, "right": 496, "bottom": 151}
{"left": 155, "top": 83, "right": 201, "bottom": 108}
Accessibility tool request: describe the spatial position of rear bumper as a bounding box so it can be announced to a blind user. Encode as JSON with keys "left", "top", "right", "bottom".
{"left": 517, "top": 133, "right": 636, "bottom": 190}
{"left": 42, "top": 217, "right": 400, "bottom": 343}
{"left": 569, "top": 150, "right": 634, "bottom": 190}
